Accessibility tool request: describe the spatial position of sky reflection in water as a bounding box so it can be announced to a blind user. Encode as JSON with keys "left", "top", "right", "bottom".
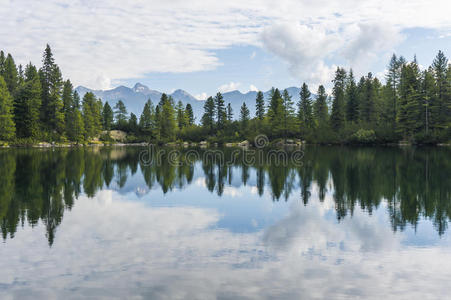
{"left": 0, "top": 146, "right": 450, "bottom": 299}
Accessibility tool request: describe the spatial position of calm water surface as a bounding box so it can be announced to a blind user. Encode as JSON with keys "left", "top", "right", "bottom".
{"left": 1, "top": 146, "right": 451, "bottom": 299}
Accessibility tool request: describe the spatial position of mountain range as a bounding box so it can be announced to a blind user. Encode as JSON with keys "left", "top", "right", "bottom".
{"left": 75, "top": 83, "right": 302, "bottom": 122}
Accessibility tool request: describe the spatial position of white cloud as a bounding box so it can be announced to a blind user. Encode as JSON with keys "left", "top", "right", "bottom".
{"left": 218, "top": 81, "right": 241, "bottom": 93}
{"left": 261, "top": 22, "right": 340, "bottom": 85}
{"left": 1, "top": 0, "right": 450, "bottom": 89}
{"left": 249, "top": 84, "right": 259, "bottom": 92}
{"left": 250, "top": 51, "right": 257, "bottom": 59}
{"left": 195, "top": 92, "right": 208, "bottom": 100}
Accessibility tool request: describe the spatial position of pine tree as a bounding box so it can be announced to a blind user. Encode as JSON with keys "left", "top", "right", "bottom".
{"left": 282, "top": 89, "right": 295, "bottom": 138}
{"left": 215, "top": 92, "right": 226, "bottom": 130}
{"left": 398, "top": 60, "right": 422, "bottom": 138}
{"left": 129, "top": 113, "right": 138, "bottom": 133}
{"left": 432, "top": 50, "right": 449, "bottom": 130}
{"left": 360, "top": 73, "right": 378, "bottom": 124}
{"left": 330, "top": 67, "right": 347, "bottom": 131}
{"left": 421, "top": 68, "right": 436, "bottom": 134}
{"left": 201, "top": 96, "right": 216, "bottom": 134}
{"left": 239, "top": 102, "right": 250, "bottom": 131}
{"left": 314, "top": 85, "right": 328, "bottom": 125}
{"left": 267, "top": 88, "right": 284, "bottom": 136}
{"left": 386, "top": 54, "right": 404, "bottom": 127}
{"left": 255, "top": 91, "right": 265, "bottom": 120}
{"left": 227, "top": 103, "right": 233, "bottom": 121}
{"left": 114, "top": 100, "right": 128, "bottom": 129}
{"left": 82, "top": 92, "right": 102, "bottom": 139}
{"left": 66, "top": 90, "right": 85, "bottom": 142}
{"left": 3, "top": 54, "right": 18, "bottom": 95}
{"left": 185, "top": 103, "right": 194, "bottom": 125}
{"left": 345, "top": 70, "right": 359, "bottom": 123}
{"left": 102, "top": 102, "right": 114, "bottom": 131}
{"left": 14, "top": 63, "right": 42, "bottom": 138}
{"left": 299, "top": 83, "right": 314, "bottom": 132}
{"left": 0, "top": 51, "right": 5, "bottom": 76}
{"left": 0, "top": 76, "right": 16, "bottom": 140}
{"left": 39, "top": 45, "right": 64, "bottom": 135}
{"left": 176, "top": 100, "right": 186, "bottom": 130}
{"left": 158, "top": 94, "right": 176, "bottom": 140}
{"left": 139, "top": 99, "right": 155, "bottom": 134}
{"left": 62, "top": 80, "right": 74, "bottom": 132}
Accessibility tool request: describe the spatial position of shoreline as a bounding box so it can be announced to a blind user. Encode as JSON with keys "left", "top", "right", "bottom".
{"left": 1, "top": 141, "right": 450, "bottom": 149}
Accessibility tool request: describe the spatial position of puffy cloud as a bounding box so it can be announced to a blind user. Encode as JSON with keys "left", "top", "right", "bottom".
{"left": 218, "top": 81, "right": 241, "bottom": 93}
{"left": 249, "top": 84, "right": 259, "bottom": 92}
{"left": 1, "top": 0, "right": 450, "bottom": 89}
{"left": 341, "top": 23, "right": 404, "bottom": 72}
{"left": 195, "top": 92, "right": 208, "bottom": 100}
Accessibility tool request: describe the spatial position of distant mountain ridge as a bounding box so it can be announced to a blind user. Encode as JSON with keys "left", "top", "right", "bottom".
{"left": 75, "top": 83, "right": 303, "bottom": 122}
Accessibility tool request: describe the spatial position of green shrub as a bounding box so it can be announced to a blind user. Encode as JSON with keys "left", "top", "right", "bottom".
{"left": 349, "top": 129, "right": 376, "bottom": 144}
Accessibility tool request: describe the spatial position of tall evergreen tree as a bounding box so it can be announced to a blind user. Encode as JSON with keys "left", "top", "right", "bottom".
{"left": 398, "top": 60, "right": 422, "bottom": 138}
{"left": 432, "top": 50, "right": 449, "bottom": 130}
{"left": 39, "top": 44, "right": 65, "bottom": 135}
{"left": 299, "top": 83, "right": 314, "bottom": 131}
{"left": 386, "top": 54, "right": 405, "bottom": 127}
{"left": 114, "top": 100, "right": 128, "bottom": 129}
{"left": 158, "top": 94, "right": 176, "bottom": 140}
{"left": 227, "top": 103, "right": 233, "bottom": 122}
{"left": 421, "top": 68, "right": 436, "bottom": 134}
{"left": 139, "top": 99, "right": 155, "bottom": 134}
{"left": 267, "top": 88, "right": 284, "bottom": 136}
{"left": 330, "top": 67, "right": 347, "bottom": 131}
{"left": 82, "top": 92, "right": 102, "bottom": 139}
{"left": 14, "top": 63, "right": 42, "bottom": 138}
{"left": 128, "top": 113, "right": 138, "bottom": 133}
{"left": 345, "top": 70, "right": 359, "bottom": 123}
{"left": 215, "top": 92, "right": 226, "bottom": 130}
{"left": 62, "top": 80, "right": 74, "bottom": 132}
{"left": 314, "top": 85, "right": 329, "bottom": 124}
{"left": 255, "top": 91, "right": 265, "bottom": 120}
{"left": 3, "top": 54, "right": 18, "bottom": 95}
{"left": 0, "top": 76, "right": 16, "bottom": 140}
{"left": 201, "top": 96, "right": 216, "bottom": 134}
{"left": 239, "top": 102, "right": 250, "bottom": 131}
{"left": 360, "top": 73, "right": 378, "bottom": 124}
{"left": 176, "top": 100, "right": 186, "bottom": 130}
{"left": 102, "top": 102, "right": 114, "bottom": 131}
{"left": 0, "top": 51, "right": 5, "bottom": 76}
{"left": 185, "top": 103, "right": 194, "bottom": 125}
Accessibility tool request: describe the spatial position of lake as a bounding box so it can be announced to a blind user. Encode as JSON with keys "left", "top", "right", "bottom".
{"left": 1, "top": 146, "right": 451, "bottom": 299}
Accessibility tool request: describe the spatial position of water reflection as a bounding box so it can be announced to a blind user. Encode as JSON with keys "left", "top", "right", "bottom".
{"left": 1, "top": 146, "right": 451, "bottom": 298}
{"left": 0, "top": 146, "right": 451, "bottom": 246}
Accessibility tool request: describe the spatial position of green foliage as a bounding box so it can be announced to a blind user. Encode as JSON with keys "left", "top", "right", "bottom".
{"left": 185, "top": 103, "right": 194, "bottom": 125}
{"left": 349, "top": 129, "right": 377, "bottom": 144}
{"left": 330, "top": 67, "right": 347, "bottom": 131}
{"left": 255, "top": 91, "right": 265, "bottom": 120}
{"left": 239, "top": 102, "right": 250, "bottom": 133}
{"left": 0, "top": 76, "right": 16, "bottom": 140}
{"left": 14, "top": 63, "right": 42, "bottom": 139}
{"left": 82, "top": 92, "right": 102, "bottom": 140}
{"left": 299, "top": 83, "right": 314, "bottom": 137}
{"left": 102, "top": 101, "right": 114, "bottom": 131}
{"left": 0, "top": 46, "right": 450, "bottom": 145}
{"left": 114, "top": 100, "right": 128, "bottom": 129}
{"left": 201, "top": 96, "right": 215, "bottom": 134}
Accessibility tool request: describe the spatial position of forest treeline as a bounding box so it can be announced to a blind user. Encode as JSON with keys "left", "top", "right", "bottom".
{"left": 0, "top": 45, "right": 450, "bottom": 145}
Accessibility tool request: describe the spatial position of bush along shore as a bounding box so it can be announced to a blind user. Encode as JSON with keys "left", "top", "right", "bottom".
{"left": 0, "top": 45, "right": 450, "bottom": 147}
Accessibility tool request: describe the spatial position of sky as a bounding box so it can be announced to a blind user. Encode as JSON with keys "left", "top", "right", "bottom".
{"left": 1, "top": 0, "right": 450, "bottom": 99}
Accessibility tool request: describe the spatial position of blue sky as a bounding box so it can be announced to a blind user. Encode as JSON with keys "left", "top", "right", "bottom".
{"left": 1, "top": 0, "right": 450, "bottom": 98}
